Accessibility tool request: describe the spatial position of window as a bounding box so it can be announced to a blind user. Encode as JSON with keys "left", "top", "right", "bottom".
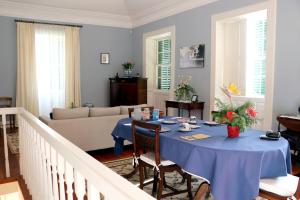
{"left": 246, "top": 10, "right": 267, "bottom": 97}
{"left": 156, "top": 38, "right": 171, "bottom": 90}
{"left": 35, "top": 25, "right": 66, "bottom": 116}
{"left": 252, "top": 19, "right": 267, "bottom": 95}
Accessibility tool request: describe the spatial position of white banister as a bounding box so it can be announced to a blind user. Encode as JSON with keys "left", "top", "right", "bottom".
{"left": 0, "top": 107, "right": 154, "bottom": 200}
{"left": 1, "top": 114, "right": 10, "bottom": 177}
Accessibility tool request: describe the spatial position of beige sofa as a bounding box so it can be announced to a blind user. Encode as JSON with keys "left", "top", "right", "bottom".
{"left": 40, "top": 104, "right": 147, "bottom": 151}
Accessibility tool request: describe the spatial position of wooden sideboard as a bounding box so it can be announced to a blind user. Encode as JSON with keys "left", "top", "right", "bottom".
{"left": 109, "top": 77, "right": 147, "bottom": 106}
{"left": 165, "top": 100, "right": 205, "bottom": 119}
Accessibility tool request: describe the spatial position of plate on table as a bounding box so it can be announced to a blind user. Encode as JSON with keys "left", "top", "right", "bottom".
{"left": 178, "top": 128, "right": 192, "bottom": 132}
{"left": 152, "top": 127, "right": 171, "bottom": 133}
{"left": 160, "top": 127, "right": 172, "bottom": 133}
{"left": 162, "top": 120, "right": 177, "bottom": 125}
{"left": 188, "top": 120, "right": 197, "bottom": 125}
{"left": 190, "top": 125, "right": 201, "bottom": 129}
{"left": 203, "top": 121, "right": 220, "bottom": 126}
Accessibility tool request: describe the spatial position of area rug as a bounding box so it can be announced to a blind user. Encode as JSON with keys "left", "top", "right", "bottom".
{"left": 6, "top": 131, "right": 19, "bottom": 154}
{"left": 103, "top": 158, "right": 214, "bottom": 200}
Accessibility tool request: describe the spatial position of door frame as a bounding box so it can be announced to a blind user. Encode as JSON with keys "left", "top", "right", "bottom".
{"left": 143, "top": 25, "right": 176, "bottom": 101}
{"left": 210, "top": 0, "right": 277, "bottom": 130}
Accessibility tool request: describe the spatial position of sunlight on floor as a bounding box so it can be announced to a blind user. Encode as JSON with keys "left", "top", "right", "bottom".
{"left": 0, "top": 181, "right": 24, "bottom": 200}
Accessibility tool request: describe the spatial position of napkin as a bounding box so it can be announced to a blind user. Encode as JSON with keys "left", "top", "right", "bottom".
{"left": 181, "top": 133, "right": 211, "bottom": 141}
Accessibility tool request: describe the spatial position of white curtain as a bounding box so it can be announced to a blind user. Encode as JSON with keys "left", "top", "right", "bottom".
{"left": 16, "top": 22, "right": 39, "bottom": 116}
{"left": 35, "top": 25, "right": 66, "bottom": 116}
{"left": 65, "top": 27, "right": 81, "bottom": 108}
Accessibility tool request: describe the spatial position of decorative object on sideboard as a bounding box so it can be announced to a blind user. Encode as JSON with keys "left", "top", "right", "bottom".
{"left": 212, "top": 84, "right": 257, "bottom": 138}
{"left": 122, "top": 61, "right": 135, "bottom": 77}
{"left": 100, "top": 53, "right": 110, "bottom": 64}
{"left": 83, "top": 102, "right": 94, "bottom": 108}
{"left": 191, "top": 95, "right": 198, "bottom": 103}
{"left": 174, "top": 75, "right": 195, "bottom": 102}
{"left": 180, "top": 44, "right": 205, "bottom": 68}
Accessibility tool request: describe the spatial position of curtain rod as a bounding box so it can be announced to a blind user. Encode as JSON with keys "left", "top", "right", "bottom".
{"left": 15, "top": 19, "right": 83, "bottom": 28}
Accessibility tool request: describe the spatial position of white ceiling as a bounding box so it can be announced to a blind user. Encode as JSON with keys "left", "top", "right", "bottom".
{"left": 0, "top": 0, "right": 218, "bottom": 28}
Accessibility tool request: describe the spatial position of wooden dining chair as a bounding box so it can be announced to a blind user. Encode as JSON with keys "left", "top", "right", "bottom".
{"left": 128, "top": 106, "right": 154, "bottom": 118}
{"left": 131, "top": 120, "right": 193, "bottom": 200}
{"left": 259, "top": 174, "right": 300, "bottom": 199}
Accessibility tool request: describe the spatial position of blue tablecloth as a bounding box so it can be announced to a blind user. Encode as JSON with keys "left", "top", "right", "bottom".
{"left": 111, "top": 118, "right": 291, "bottom": 200}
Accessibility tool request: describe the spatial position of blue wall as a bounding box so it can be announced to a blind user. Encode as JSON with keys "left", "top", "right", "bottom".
{"left": 132, "top": 0, "right": 300, "bottom": 127}
{"left": 0, "top": 16, "right": 133, "bottom": 106}
{"left": 80, "top": 25, "right": 132, "bottom": 106}
{"left": 0, "top": 17, "right": 17, "bottom": 104}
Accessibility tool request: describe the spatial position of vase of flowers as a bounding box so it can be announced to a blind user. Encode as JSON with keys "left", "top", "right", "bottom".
{"left": 122, "top": 61, "right": 134, "bottom": 77}
{"left": 212, "top": 83, "right": 257, "bottom": 138}
{"left": 174, "top": 76, "right": 195, "bottom": 102}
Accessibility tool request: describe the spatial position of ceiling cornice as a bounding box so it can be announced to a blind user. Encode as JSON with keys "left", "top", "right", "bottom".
{"left": 132, "top": 0, "right": 219, "bottom": 28}
{"left": 0, "top": 0, "right": 218, "bottom": 29}
{"left": 0, "top": 0, "right": 133, "bottom": 28}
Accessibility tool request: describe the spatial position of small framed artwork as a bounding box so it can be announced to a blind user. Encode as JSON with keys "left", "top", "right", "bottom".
{"left": 180, "top": 44, "right": 205, "bottom": 68}
{"left": 191, "top": 95, "right": 198, "bottom": 102}
{"left": 100, "top": 53, "right": 110, "bottom": 64}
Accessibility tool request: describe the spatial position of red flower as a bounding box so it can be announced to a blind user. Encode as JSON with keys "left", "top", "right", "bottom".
{"left": 247, "top": 107, "right": 256, "bottom": 118}
{"left": 226, "top": 111, "right": 235, "bottom": 122}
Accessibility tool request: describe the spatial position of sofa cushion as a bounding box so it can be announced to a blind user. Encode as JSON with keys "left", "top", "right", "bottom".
{"left": 120, "top": 104, "right": 148, "bottom": 115}
{"left": 53, "top": 107, "right": 89, "bottom": 120}
{"left": 89, "top": 107, "right": 120, "bottom": 117}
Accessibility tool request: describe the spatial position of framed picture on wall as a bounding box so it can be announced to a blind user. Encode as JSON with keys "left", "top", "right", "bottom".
{"left": 180, "top": 44, "right": 205, "bottom": 68}
{"left": 100, "top": 53, "right": 110, "bottom": 64}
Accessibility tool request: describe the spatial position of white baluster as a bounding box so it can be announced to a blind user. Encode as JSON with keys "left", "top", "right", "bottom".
{"left": 65, "top": 161, "right": 74, "bottom": 200}
{"left": 37, "top": 133, "right": 46, "bottom": 200}
{"left": 31, "top": 129, "right": 38, "bottom": 198}
{"left": 41, "top": 137, "right": 50, "bottom": 200}
{"left": 45, "top": 142, "right": 54, "bottom": 200}
{"left": 57, "top": 154, "right": 66, "bottom": 200}
{"left": 2, "top": 114, "right": 10, "bottom": 177}
{"left": 87, "top": 183, "right": 99, "bottom": 200}
{"left": 74, "top": 170, "right": 86, "bottom": 200}
{"left": 19, "top": 117, "right": 24, "bottom": 177}
{"left": 51, "top": 147, "right": 59, "bottom": 200}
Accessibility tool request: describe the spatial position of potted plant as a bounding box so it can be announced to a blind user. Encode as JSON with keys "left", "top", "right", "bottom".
{"left": 174, "top": 76, "right": 195, "bottom": 102}
{"left": 122, "top": 61, "right": 135, "bottom": 76}
{"left": 212, "top": 83, "right": 257, "bottom": 138}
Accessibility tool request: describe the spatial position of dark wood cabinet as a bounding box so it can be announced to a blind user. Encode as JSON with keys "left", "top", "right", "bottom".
{"left": 109, "top": 77, "right": 147, "bottom": 106}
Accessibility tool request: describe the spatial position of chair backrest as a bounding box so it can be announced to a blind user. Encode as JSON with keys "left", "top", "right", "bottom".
{"left": 128, "top": 106, "right": 154, "bottom": 118}
{"left": 0, "top": 97, "right": 12, "bottom": 108}
{"left": 131, "top": 120, "right": 161, "bottom": 165}
{"left": 277, "top": 116, "right": 300, "bottom": 132}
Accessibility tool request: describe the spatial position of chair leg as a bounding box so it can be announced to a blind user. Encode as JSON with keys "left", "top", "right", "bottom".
{"left": 186, "top": 174, "right": 193, "bottom": 200}
{"left": 144, "top": 166, "right": 148, "bottom": 179}
{"left": 163, "top": 176, "right": 167, "bottom": 188}
{"left": 157, "top": 171, "right": 164, "bottom": 200}
{"left": 138, "top": 164, "right": 145, "bottom": 189}
{"left": 152, "top": 170, "right": 158, "bottom": 196}
{"left": 194, "top": 182, "right": 210, "bottom": 200}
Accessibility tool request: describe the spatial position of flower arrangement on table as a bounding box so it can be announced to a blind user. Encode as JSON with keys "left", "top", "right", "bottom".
{"left": 212, "top": 83, "right": 257, "bottom": 138}
{"left": 174, "top": 75, "right": 195, "bottom": 102}
{"left": 122, "top": 61, "right": 135, "bottom": 76}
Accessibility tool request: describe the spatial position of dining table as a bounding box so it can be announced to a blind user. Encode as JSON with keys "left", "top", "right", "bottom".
{"left": 111, "top": 117, "right": 291, "bottom": 200}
